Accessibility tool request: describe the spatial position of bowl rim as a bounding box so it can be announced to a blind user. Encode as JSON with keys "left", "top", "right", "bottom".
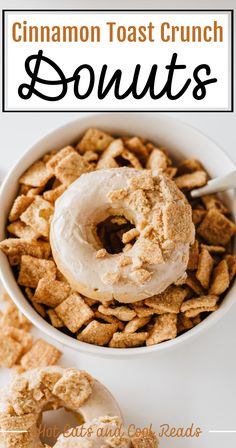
{"left": 0, "top": 112, "right": 235, "bottom": 358}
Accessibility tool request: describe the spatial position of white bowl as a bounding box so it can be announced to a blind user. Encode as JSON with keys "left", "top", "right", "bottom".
{"left": 0, "top": 114, "right": 235, "bottom": 358}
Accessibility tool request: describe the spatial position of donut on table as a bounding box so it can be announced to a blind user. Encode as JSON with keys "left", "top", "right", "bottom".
{"left": 50, "top": 168, "right": 194, "bottom": 303}
{"left": 0, "top": 366, "right": 121, "bottom": 448}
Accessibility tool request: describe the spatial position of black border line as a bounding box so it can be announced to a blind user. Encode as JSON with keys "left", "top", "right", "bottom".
{"left": 2, "top": 9, "right": 234, "bottom": 113}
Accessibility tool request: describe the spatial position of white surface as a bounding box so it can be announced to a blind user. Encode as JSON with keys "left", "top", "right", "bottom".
{"left": 0, "top": 1, "right": 236, "bottom": 448}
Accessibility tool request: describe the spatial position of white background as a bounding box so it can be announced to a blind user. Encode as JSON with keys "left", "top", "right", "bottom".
{"left": 4, "top": 11, "right": 231, "bottom": 111}
{"left": 0, "top": 1, "right": 236, "bottom": 448}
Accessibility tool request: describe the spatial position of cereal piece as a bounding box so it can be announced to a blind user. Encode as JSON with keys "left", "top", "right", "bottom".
{"left": 185, "top": 273, "right": 205, "bottom": 295}
{"left": 96, "top": 248, "right": 107, "bottom": 258}
{"left": 146, "top": 314, "right": 177, "bottom": 345}
{"left": 224, "top": 255, "right": 236, "bottom": 282}
{"left": 201, "top": 195, "right": 229, "bottom": 214}
{"left": 185, "top": 305, "right": 219, "bottom": 318}
{"left": 102, "top": 272, "right": 120, "bottom": 285}
{"left": 8, "top": 195, "right": 33, "bottom": 222}
{"left": 19, "top": 161, "right": 52, "bottom": 187}
{"left": 20, "top": 195, "right": 54, "bottom": 238}
{"left": 55, "top": 152, "right": 92, "bottom": 186}
{"left": 0, "top": 238, "right": 51, "bottom": 259}
{"left": 55, "top": 293, "right": 94, "bottom": 332}
{"left": 96, "top": 139, "right": 124, "bottom": 169}
{"left": 0, "top": 330, "right": 23, "bottom": 367}
{"left": 94, "top": 310, "right": 124, "bottom": 330}
{"left": 201, "top": 244, "right": 226, "bottom": 254}
{"left": 78, "top": 321, "right": 118, "bottom": 345}
{"left": 145, "top": 286, "right": 188, "bottom": 314}
{"left": 25, "top": 287, "right": 46, "bottom": 318}
{"left": 109, "top": 332, "right": 148, "bottom": 348}
{"left": 187, "top": 240, "right": 199, "bottom": 270}
{"left": 130, "top": 268, "right": 152, "bottom": 284}
{"left": 131, "top": 431, "right": 158, "bottom": 448}
{"left": 107, "top": 188, "right": 128, "bottom": 202}
{"left": 196, "top": 248, "right": 214, "bottom": 289}
{"left": 98, "top": 304, "right": 136, "bottom": 322}
{"left": 7, "top": 220, "right": 40, "bottom": 240}
{"left": 18, "top": 255, "right": 56, "bottom": 288}
{"left": 118, "top": 255, "right": 132, "bottom": 267}
{"left": 47, "top": 309, "right": 64, "bottom": 328}
{"left": 124, "top": 316, "right": 150, "bottom": 333}
{"left": 20, "top": 339, "right": 62, "bottom": 370}
{"left": 136, "top": 238, "right": 163, "bottom": 264}
{"left": 129, "top": 171, "right": 154, "bottom": 191}
{"left": 192, "top": 209, "right": 207, "bottom": 225}
{"left": 2, "top": 327, "right": 33, "bottom": 354}
{"left": 210, "top": 260, "right": 230, "bottom": 295}
{"left": 1, "top": 302, "right": 32, "bottom": 331}
{"left": 122, "top": 228, "right": 139, "bottom": 244}
{"left": 77, "top": 128, "right": 114, "bottom": 153}
{"left": 197, "top": 209, "right": 236, "bottom": 246}
{"left": 53, "top": 369, "right": 93, "bottom": 409}
{"left": 192, "top": 315, "right": 202, "bottom": 325}
{"left": 177, "top": 313, "right": 194, "bottom": 333}
{"left": 43, "top": 184, "right": 66, "bottom": 203}
{"left": 46, "top": 146, "right": 75, "bottom": 172}
{"left": 121, "top": 149, "right": 142, "bottom": 169}
{"left": 146, "top": 148, "right": 170, "bottom": 171}
{"left": 132, "top": 305, "right": 156, "bottom": 318}
{"left": 125, "top": 137, "right": 149, "bottom": 164}
{"left": 34, "top": 277, "right": 71, "bottom": 307}
{"left": 163, "top": 201, "right": 193, "bottom": 243}
{"left": 26, "top": 186, "right": 44, "bottom": 197}
{"left": 181, "top": 295, "right": 219, "bottom": 313}
{"left": 83, "top": 150, "right": 99, "bottom": 162}
{"left": 177, "top": 159, "right": 203, "bottom": 175}
{"left": 175, "top": 171, "right": 207, "bottom": 191}
{"left": 128, "top": 189, "right": 151, "bottom": 215}
{"left": 165, "top": 167, "right": 177, "bottom": 178}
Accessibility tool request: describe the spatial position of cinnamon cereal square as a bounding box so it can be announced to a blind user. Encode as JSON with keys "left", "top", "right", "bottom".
{"left": 175, "top": 171, "right": 207, "bottom": 191}
{"left": 34, "top": 277, "right": 71, "bottom": 307}
{"left": 9, "top": 195, "right": 33, "bottom": 222}
{"left": 18, "top": 255, "right": 56, "bottom": 288}
{"left": 197, "top": 209, "right": 236, "bottom": 246}
{"left": 19, "top": 161, "right": 53, "bottom": 187}
{"left": 145, "top": 286, "right": 188, "bottom": 314}
{"left": 78, "top": 321, "right": 118, "bottom": 345}
{"left": 46, "top": 146, "right": 75, "bottom": 173}
{"left": 52, "top": 369, "right": 93, "bottom": 409}
{"left": 20, "top": 196, "right": 54, "bottom": 238}
{"left": 54, "top": 152, "right": 92, "bottom": 186}
{"left": 20, "top": 339, "right": 62, "bottom": 370}
{"left": 77, "top": 128, "right": 114, "bottom": 153}
{"left": 109, "top": 332, "right": 148, "bottom": 348}
{"left": 146, "top": 314, "right": 177, "bottom": 345}
{"left": 7, "top": 221, "right": 40, "bottom": 240}
{"left": 196, "top": 248, "right": 214, "bottom": 289}
{"left": 210, "top": 260, "right": 230, "bottom": 295}
{"left": 0, "top": 330, "right": 23, "bottom": 367}
{"left": 55, "top": 293, "right": 94, "bottom": 332}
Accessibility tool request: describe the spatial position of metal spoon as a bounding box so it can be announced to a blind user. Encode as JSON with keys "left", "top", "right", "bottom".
{"left": 191, "top": 170, "right": 236, "bottom": 198}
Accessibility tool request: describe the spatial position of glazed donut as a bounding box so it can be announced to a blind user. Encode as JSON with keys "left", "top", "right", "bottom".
{"left": 0, "top": 366, "right": 122, "bottom": 448}
{"left": 54, "top": 415, "right": 159, "bottom": 448}
{"left": 50, "top": 168, "right": 195, "bottom": 303}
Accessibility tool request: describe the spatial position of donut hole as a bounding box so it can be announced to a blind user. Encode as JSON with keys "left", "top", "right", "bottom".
{"left": 40, "top": 407, "right": 84, "bottom": 446}
{"left": 96, "top": 215, "right": 136, "bottom": 254}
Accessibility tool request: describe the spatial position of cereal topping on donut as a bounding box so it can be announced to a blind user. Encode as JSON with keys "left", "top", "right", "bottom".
{"left": 1, "top": 128, "right": 236, "bottom": 349}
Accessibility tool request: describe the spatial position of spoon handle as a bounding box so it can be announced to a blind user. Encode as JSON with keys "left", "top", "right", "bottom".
{"left": 191, "top": 170, "right": 236, "bottom": 198}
